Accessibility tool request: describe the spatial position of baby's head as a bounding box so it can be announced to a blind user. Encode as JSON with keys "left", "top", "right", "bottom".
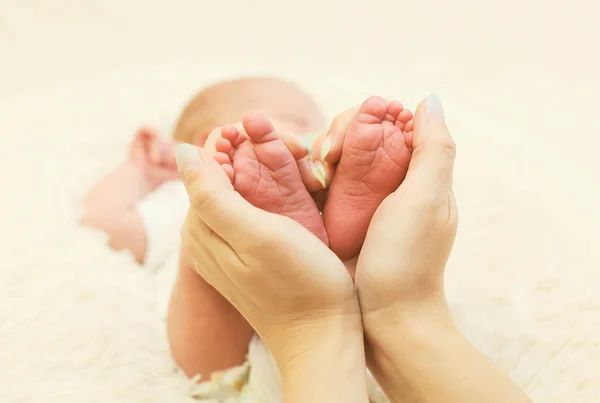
{"left": 172, "top": 77, "right": 325, "bottom": 146}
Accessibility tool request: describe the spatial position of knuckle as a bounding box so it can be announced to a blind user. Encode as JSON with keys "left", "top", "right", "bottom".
{"left": 330, "top": 107, "right": 356, "bottom": 131}
{"left": 188, "top": 182, "right": 215, "bottom": 212}
{"left": 432, "top": 123, "right": 457, "bottom": 155}
{"left": 248, "top": 231, "right": 277, "bottom": 251}
{"left": 439, "top": 135, "right": 457, "bottom": 157}
{"left": 202, "top": 127, "right": 222, "bottom": 153}
{"left": 406, "top": 187, "right": 446, "bottom": 214}
{"left": 245, "top": 221, "right": 281, "bottom": 251}
{"left": 416, "top": 195, "right": 456, "bottom": 231}
{"left": 331, "top": 114, "right": 344, "bottom": 128}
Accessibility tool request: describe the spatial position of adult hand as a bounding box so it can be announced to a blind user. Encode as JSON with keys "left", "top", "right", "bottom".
{"left": 356, "top": 94, "right": 457, "bottom": 317}
{"left": 346, "top": 95, "right": 529, "bottom": 403}
{"left": 309, "top": 94, "right": 456, "bottom": 319}
{"left": 174, "top": 144, "right": 368, "bottom": 403}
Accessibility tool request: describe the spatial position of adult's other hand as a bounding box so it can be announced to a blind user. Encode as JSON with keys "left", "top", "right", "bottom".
{"left": 355, "top": 95, "right": 530, "bottom": 403}
{"left": 356, "top": 94, "right": 457, "bottom": 316}
{"left": 175, "top": 144, "right": 368, "bottom": 403}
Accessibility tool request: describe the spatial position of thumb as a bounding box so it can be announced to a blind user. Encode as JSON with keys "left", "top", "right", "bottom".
{"left": 175, "top": 143, "right": 265, "bottom": 244}
{"left": 269, "top": 120, "right": 311, "bottom": 160}
{"left": 401, "top": 94, "right": 456, "bottom": 199}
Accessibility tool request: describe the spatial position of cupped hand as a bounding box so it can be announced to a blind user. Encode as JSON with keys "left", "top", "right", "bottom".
{"left": 174, "top": 143, "right": 359, "bottom": 369}
{"left": 356, "top": 94, "right": 457, "bottom": 322}
{"left": 310, "top": 94, "right": 457, "bottom": 320}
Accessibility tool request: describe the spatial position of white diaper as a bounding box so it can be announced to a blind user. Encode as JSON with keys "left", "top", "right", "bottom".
{"left": 136, "top": 180, "right": 189, "bottom": 319}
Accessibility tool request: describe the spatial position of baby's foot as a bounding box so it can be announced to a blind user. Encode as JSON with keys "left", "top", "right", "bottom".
{"left": 214, "top": 114, "right": 328, "bottom": 244}
{"left": 323, "top": 96, "right": 413, "bottom": 260}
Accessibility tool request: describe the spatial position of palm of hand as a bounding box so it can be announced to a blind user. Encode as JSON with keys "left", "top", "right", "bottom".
{"left": 234, "top": 220, "right": 356, "bottom": 320}
{"left": 355, "top": 182, "right": 458, "bottom": 312}
{"left": 180, "top": 151, "right": 357, "bottom": 352}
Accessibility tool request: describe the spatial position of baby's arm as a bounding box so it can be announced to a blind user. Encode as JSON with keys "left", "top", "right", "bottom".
{"left": 164, "top": 126, "right": 255, "bottom": 379}
{"left": 81, "top": 161, "right": 151, "bottom": 262}
{"left": 81, "top": 128, "right": 179, "bottom": 263}
{"left": 167, "top": 250, "right": 255, "bottom": 380}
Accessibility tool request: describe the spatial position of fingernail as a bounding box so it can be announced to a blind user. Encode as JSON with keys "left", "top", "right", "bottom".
{"left": 311, "top": 160, "right": 327, "bottom": 188}
{"left": 320, "top": 134, "right": 332, "bottom": 161}
{"left": 300, "top": 137, "right": 313, "bottom": 155}
{"left": 304, "top": 132, "right": 319, "bottom": 143}
{"left": 175, "top": 143, "right": 203, "bottom": 179}
{"left": 425, "top": 93, "right": 445, "bottom": 122}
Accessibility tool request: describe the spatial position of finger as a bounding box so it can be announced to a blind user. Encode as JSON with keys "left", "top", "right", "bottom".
{"left": 297, "top": 157, "right": 335, "bottom": 192}
{"left": 269, "top": 122, "right": 312, "bottom": 160}
{"left": 180, "top": 217, "right": 220, "bottom": 287}
{"left": 202, "top": 127, "right": 222, "bottom": 156}
{"left": 312, "top": 107, "right": 358, "bottom": 164}
{"left": 175, "top": 143, "right": 272, "bottom": 246}
{"left": 214, "top": 150, "right": 235, "bottom": 183}
{"left": 180, "top": 213, "right": 243, "bottom": 309}
{"left": 401, "top": 94, "right": 456, "bottom": 199}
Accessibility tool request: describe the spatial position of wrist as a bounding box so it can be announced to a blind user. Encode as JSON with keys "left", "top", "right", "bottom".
{"left": 364, "top": 297, "right": 456, "bottom": 357}
{"left": 363, "top": 293, "right": 454, "bottom": 362}
{"left": 364, "top": 303, "right": 531, "bottom": 403}
{"left": 362, "top": 292, "right": 452, "bottom": 347}
{"left": 277, "top": 312, "right": 369, "bottom": 403}
{"left": 364, "top": 303, "right": 458, "bottom": 402}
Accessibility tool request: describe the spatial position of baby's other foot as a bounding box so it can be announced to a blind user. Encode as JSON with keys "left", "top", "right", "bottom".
{"left": 214, "top": 115, "right": 328, "bottom": 244}
{"left": 324, "top": 96, "right": 412, "bottom": 260}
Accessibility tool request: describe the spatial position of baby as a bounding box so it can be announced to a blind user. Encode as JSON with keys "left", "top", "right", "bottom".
{"left": 82, "top": 77, "right": 415, "bottom": 399}
{"left": 82, "top": 77, "right": 326, "bottom": 380}
{"left": 82, "top": 77, "right": 324, "bottom": 264}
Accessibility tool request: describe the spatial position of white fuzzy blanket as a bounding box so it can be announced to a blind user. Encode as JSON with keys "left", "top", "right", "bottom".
{"left": 1, "top": 1, "right": 599, "bottom": 402}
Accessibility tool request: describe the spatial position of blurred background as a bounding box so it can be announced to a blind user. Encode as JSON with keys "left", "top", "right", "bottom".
{"left": 1, "top": 0, "right": 599, "bottom": 402}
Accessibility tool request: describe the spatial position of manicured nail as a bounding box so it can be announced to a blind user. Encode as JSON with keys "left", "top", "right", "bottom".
{"left": 175, "top": 143, "right": 203, "bottom": 179}
{"left": 320, "top": 134, "right": 332, "bottom": 161}
{"left": 311, "top": 160, "right": 327, "bottom": 188}
{"left": 300, "top": 137, "right": 313, "bottom": 155}
{"left": 425, "top": 93, "right": 445, "bottom": 122}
